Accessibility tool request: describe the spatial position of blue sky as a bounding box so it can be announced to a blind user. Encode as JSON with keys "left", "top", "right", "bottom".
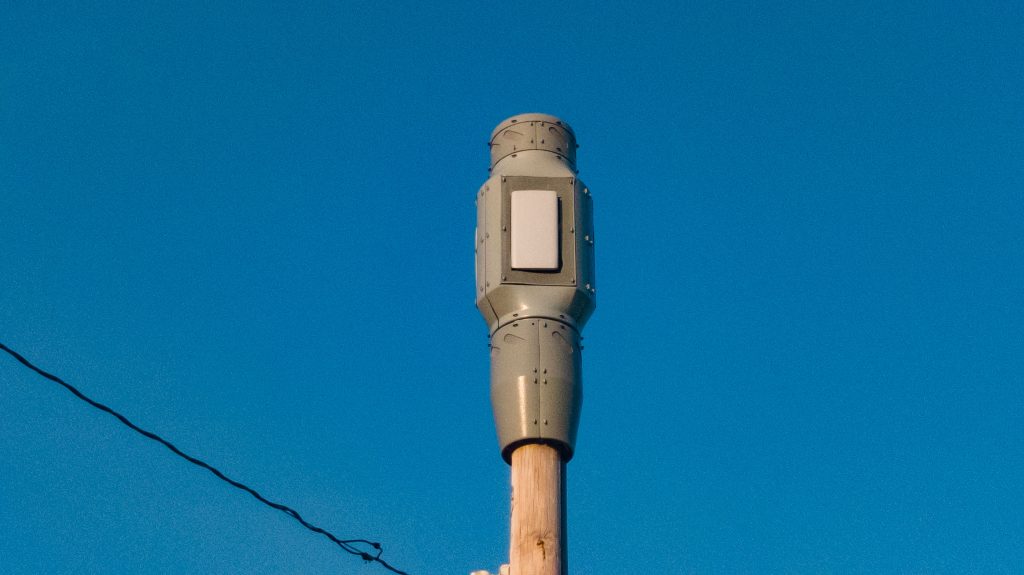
{"left": 2, "top": 1, "right": 1022, "bottom": 573}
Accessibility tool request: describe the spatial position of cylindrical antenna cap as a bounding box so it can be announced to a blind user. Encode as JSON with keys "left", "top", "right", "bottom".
{"left": 489, "top": 113, "right": 577, "bottom": 171}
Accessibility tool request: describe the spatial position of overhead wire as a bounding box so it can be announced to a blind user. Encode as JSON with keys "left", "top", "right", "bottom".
{"left": 0, "top": 341, "right": 409, "bottom": 575}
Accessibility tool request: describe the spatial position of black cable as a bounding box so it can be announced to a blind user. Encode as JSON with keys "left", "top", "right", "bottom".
{"left": 0, "top": 341, "right": 409, "bottom": 575}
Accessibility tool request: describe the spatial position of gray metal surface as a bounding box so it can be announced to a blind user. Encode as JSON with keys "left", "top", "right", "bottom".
{"left": 476, "top": 113, "right": 595, "bottom": 462}
{"left": 489, "top": 318, "right": 582, "bottom": 463}
{"left": 489, "top": 113, "right": 577, "bottom": 173}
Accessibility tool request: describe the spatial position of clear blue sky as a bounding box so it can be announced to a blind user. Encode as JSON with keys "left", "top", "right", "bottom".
{"left": 2, "top": 2, "right": 1022, "bottom": 573}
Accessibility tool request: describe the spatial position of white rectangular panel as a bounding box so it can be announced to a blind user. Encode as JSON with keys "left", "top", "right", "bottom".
{"left": 511, "top": 189, "right": 559, "bottom": 270}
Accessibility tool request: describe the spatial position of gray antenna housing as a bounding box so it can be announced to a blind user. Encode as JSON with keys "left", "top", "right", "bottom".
{"left": 475, "top": 113, "right": 596, "bottom": 463}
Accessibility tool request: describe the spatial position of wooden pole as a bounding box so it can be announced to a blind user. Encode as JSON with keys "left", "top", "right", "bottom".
{"left": 509, "top": 443, "right": 566, "bottom": 575}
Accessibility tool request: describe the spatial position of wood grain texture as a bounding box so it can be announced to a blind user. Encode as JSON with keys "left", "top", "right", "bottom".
{"left": 509, "top": 444, "right": 566, "bottom": 575}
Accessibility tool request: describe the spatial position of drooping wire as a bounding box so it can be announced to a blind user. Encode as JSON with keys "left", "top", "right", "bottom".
{"left": 0, "top": 342, "right": 409, "bottom": 575}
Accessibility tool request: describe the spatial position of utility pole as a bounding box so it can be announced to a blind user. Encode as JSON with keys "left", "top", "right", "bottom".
{"left": 475, "top": 114, "right": 596, "bottom": 575}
